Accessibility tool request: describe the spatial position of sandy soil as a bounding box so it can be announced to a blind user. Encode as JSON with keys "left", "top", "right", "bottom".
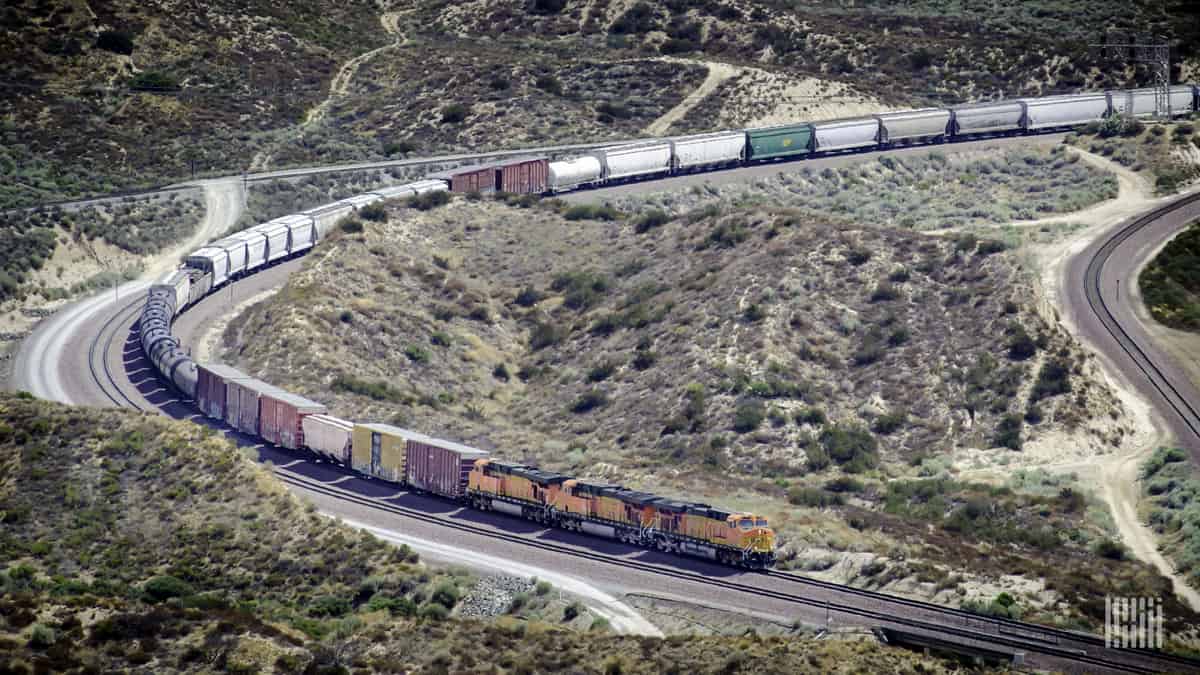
{"left": 643, "top": 59, "right": 740, "bottom": 136}
{"left": 193, "top": 288, "right": 280, "bottom": 364}
{"left": 301, "top": 10, "right": 406, "bottom": 129}
{"left": 718, "top": 67, "right": 891, "bottom": 128}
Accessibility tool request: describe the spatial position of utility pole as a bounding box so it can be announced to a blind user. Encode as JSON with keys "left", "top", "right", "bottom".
{"left": 1090, "top": 31, "right": 1172, "bottom": 120}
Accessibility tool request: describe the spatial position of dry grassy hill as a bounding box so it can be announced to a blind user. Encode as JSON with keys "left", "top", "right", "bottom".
{"left": 218, "top": 165, "right": 1200, "bottom": 633}
{"left": 0, "top": 393, "right": 987, "bottom": 673}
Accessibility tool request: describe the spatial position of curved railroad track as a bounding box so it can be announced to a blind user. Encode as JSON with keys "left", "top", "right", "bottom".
{"left": 274, "top": 467, "right": 1182, "bottom": 674}
{"left": 1082, "top": 190, "right": 1200, "bottom": 448}
{"left": 87, "top": 295, "right": 150, "bottom": 411}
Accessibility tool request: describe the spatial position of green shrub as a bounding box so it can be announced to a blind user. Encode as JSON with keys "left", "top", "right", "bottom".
{"left": 825, "top": 476, "right": 864, "bottom": 493}
{"left": 359, "top": 203, "right": 387, "bottom": 222}
{"left": 994, "top": 414, "right": 1023, "bottom": 450}
{"left": 787, "top": 486, "right": 843, "bottom": 508}
{"left": 552, "top": 270, "right": 610, "bottom": 310}
{"left": 872, "top": 412, "right": 905, "bottom": 435}
{"left": 888, "top": 327, "right": 910, "bottom": 346}
{"left": 742, "top": 303, "right": 765, "bottom": 322}
{"left": 530, "top": 321, "right": 566, "bottom": 350}
{"left": 1006, "top": 324, "right": 1037, "bottom": 360}
{"left": 492, "top": 363, "right": 510, "bottom": 381}
{"left": 535, "top": 74, "right": 563, "bottom": 94}
{"left": 408, "top": 190, "right": 451, "bottom": 211}
{"left": 870, "top": 282, "right": 900, "bottom": 302}
{"left": 419, "top": 602, "right": 449, "bottom": 621}
{"left": 571, "top": 389, "right": 609, "bottom": 413}
{"left": 96, "top": 29, "right": 134, "bottom": 54}
{"left": 338, "top": 217, "right": 364, "bottom": 233}
{"left": 430, "top": 331, "right": 452, "bottom": 347}
{"left": 587, "top": 361, "right": 617, "bottom": 382}
{"left": 806, "top": 444, "right": 831, "bottom": 471}
{"left": 732, "top": 399, "right": 765, "bottom": 433}
{"left": 634, "top": 210, "right": 670, "bottom": 233}
{"left": 508, "top": 592, "right": 530, "bottom": 613}
{"left": 846, "top": 248, "right": 872, "bottom": 265}
{"left": 1094, "top": 538, "right": 1127, "bottom": 560}
{"left": 308, "top": 595, "right": 352, "bottom": 617}
{"left": 332, "top": 374, "right": 407, "bottom": 402}
{"left": 564, "top": 204, "right": 620, "bottom": 221}
{"left": 563, "top": 601, "right": 584, "bottom": 621}
{"left": 142, "top": 575, "right": 193, "bottom": 603}
{"left": 28, "top": 624, "right": 55, "bottom": 649}
{"left": 535, "top": 580, "right": 552, "bottom": 596}
{"left": 130, "top": 70, "right": 178, "bottom": 91}
{"left": 430, "top": 581, "right": 461, "bottom": 609}
{"left": 1029, "top": 358, "right": 1071, "bottom": 402}
{"left": 819, "top": 424, "right": 878, "bottom": 473}
{"left": 795, "top": 407, "right": 826, "bottom": 427}
{"left": 441, "top": 104, "right": 469, "bottom": 124}
{"left": 632, "top": 350, "right": 657, "bottom": 370}
{"left": 515, "top": 285, "right": 543, "bottom": 307}
{"left": 405, "top": 345, "right": 430, "bottom": 363}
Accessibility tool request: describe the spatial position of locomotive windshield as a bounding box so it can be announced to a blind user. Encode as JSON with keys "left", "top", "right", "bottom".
{"left": 756, "top": 518, "right": 768, "bottom": 528}
{"left": 738, "top": 518, "right": 753, "bottom": 530}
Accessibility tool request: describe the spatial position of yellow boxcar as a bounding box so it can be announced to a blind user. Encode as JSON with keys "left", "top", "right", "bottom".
{"left": 351, "top": 423, "right": 413, "bottom": 483}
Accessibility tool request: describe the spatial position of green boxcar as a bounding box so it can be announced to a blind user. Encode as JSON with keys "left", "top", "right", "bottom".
{"left": 745, "top": 124, "right": 814, "bottom": 160}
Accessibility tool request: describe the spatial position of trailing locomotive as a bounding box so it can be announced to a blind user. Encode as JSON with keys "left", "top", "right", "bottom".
{"left": 137, "top": 84, "right": 1198, "bottom": 570}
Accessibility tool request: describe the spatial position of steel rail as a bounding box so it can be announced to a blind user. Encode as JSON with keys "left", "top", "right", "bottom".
{"left": 86, "top": 295, "right": 150, "bottom": 411}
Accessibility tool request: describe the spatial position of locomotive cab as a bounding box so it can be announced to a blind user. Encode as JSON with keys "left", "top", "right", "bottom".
{"left": 728, "top": 512, "right": 776, "bottom": 568}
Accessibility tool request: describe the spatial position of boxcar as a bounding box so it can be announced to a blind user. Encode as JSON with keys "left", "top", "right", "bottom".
{"left": 231, "top": 230, "right": 269, "bottom": 273}
{"left": 405, "top": 436, "right": 489, "bottom": 499}
{"left": 225, "top": 377, "right": 280, "bottom": 436}
{"left": 496, "top": 156, "right": 549, "bottom": 194}
{"left": 1110, "top": 86, "right": 1195, "bottom": 118}
{"left": 251, "top": 220, "right": 293, "bottom": 263}
{"left": 812, "top": 117, "right": 881, "bottom": 153}
{"left": 185, "top": 247, "right": 231, "bottom": 287}
{"left": 351, "top": 423, "right": 413, "bottom": 483}
{"left": 430, "top": 163, "right": 498, "bottom": 194}
{"left": 1021, "top": 94, "right": 1109, "bottom": 130}
{"left": 302, "top": 414, "right": 354, "bottom": 464}
{"left": 548, "top": 156, "right": 603, "bottom": 192}
{"left": 668, "top": 131, "right": 745, "bottom": 171}
{"left": 745, "top": 123, "right": 813, "bottom": 161}
{"left": 950, "top": 101, "right": 1025, "bottom": 135}
{"left": 213, "top": 236, "right": 250, "bottom": 279}
{"left": 259, "top": 389, "right": 327, "bottom": 450}
{"left": 875, "top": 108, "right": 951, "bottom": 144}
{"left": 593, "top": 142, "right": 672, "bottom": 181}
{"left": 304, "top": 202, "right": 355, "bottom": 239}
{"left": 275, "top": 215, "right": 316, "bottom": 255}
{"left": 196, "top": 363, "right": 251, "bottom": 420}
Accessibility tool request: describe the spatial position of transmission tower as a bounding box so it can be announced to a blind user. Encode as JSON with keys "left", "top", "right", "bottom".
{"left": 1090, "top": 32, "right": 1172, "bottom": 119}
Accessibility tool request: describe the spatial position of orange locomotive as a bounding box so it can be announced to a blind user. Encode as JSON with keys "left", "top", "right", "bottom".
{"left": 467, "top": 459, "right": 776, "bottom": 569}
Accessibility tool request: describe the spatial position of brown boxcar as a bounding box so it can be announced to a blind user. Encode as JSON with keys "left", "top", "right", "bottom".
{"left": 405, "top": 436, "right": 490, "bottom": 499}
{"left": 260, "top": 388, "right": 328, "bottom": 450}
{"left": 430, "top": 163, "right": 497, "bottom": 194}
{"left": 496, "top": 156, "right": 548, "bottom": 194}
{"left": 196, "top": 363, "right": 250, "bottom": 421}
{"left": 225, "top": 377, "right": 280, "bottom": 436}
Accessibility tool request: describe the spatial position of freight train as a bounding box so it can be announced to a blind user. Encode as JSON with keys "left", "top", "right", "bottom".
{"left": 139, "top": 84, "right": 1199, "bottom": 570}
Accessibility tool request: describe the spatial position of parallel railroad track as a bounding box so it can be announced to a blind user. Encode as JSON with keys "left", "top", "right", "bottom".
{"left": 1082, "top": 189, "right": 1200, "bottom": 446}
{"left": 273, "top": 468, "right": 1179, "bottom": 674}
{"left": 86, "top": 295, "right": 149, "bottom": 411}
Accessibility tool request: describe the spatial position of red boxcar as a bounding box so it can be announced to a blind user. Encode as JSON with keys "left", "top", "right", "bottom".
{"left": 496, "top": 156, "right": 548, "bottom": 194}
{"left": 196, "top": 364, "right": 250, "bottom": 420}
{"left": 224, "top": 377, "right": 279, "bottom": 436}
{"left": 432, "top": 163, "right": 498, "bottom": 194}
{"left": 260, "top": 389, "right": 328, "bottom": 450}
{"left": 405, "top": 436, "right": 490, "bottom": 499}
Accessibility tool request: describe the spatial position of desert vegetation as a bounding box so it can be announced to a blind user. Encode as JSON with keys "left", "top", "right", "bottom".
{"left": 614, "top": 146, "right": 1117, "bottom": 231}
{"left": 1142, "top": 447, "right": 1200, "bottom": 590}
{"left": 0, "top": 192, "right": 203, "bottom": 302}
{"left": 1140, "top": 218, "right": 1200, "bottom": 331}
{"left": 1066, "top": 117, "right": 1200, "bottom": 194}
{"left": 0, "top": 393, "right": 982, "bottom": 673}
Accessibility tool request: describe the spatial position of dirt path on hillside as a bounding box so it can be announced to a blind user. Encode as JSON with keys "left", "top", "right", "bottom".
{"left": 302, "top": 11, "right": 405, "bottom": 129}
{"left": 644, "top": 60, "right": 740, "bottom": 136}
{"left": 1032, "top": 150, "right": 1200, "bottom": 610}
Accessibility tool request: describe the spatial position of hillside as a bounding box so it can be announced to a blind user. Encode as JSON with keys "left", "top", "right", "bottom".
{"left": 6, "top": 0, "right": 1197, "bottom": 208}
{"left": 1141, "top": 218, "right": 1200, "bottom": 331}
{"left": 0, "top": 393, "right": 982, "bottom": 673}
{"left": 213, "top": 149, "right": 1200, "bottom": 633}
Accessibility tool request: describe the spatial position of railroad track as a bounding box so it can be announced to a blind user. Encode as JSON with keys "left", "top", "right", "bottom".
{"left": 86, "top": 295, "right": 149, "bottom": 411}
{"left": 84, "top": 157, "right": 1200, "bottom": 673}
{"left": 273, "top": 467, "right": 1177, "bottom": 674}
{"left": 1083, "top": 189, "right": 1200, "bottom": 446}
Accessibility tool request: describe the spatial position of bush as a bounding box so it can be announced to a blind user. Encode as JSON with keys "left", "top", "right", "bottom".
{"left": 871, "top": 412, "right": 905, "bottom": 435}
{"left": 367, "top": 594, "right": 417, "bottom": 616}
{"left": 419, "top": 602, "right": 449, "bottom": 621}
{"left": 588, "top": 361, "right": 617, "bottom": 382}
{"left": 492, "top": 363, "right": 510, "bottom": 381}
{"left": 825, "top": 476, "right": 864, "bottom": 493}
{"left": 405, "top": 344, "right": 430, "bottom": 363}
{"left": 142, "top": 575, "right": 193, "bottom": 603}
{"left": 563, "top": 601, "right": 584, "bottom": 621}
{"left": 1094, "top": 538, "right": 1127, "bottom": 560}
{"left": 441, "top": 104, "right": 469, "bottom": 124}
{"left": 332, "top": 374, "right": 406, "bottom": 402}
{"left": 806, "top": 444, "right": 831, "bottom": 471}
{"left": 1029, "top": 358, "right": 1071, "bottom": 402}
{"left": 632, "top": 350, "right": 657, "bottom": 370}
{"left": 383, "top": 139, "right": 417, "bottom": 156}
{"left": 611, "top": 1, "right": 656, "bottom": 33}
{"left": 515, "top": 285, "right": 543, "bottom": 307}
{"left": 1006, "top": 324, "right": 1037, "bottom": 360}
{"left": 309, "top": 595, "right": 352, "bottom": 617}
{"left": 535, "top": 75, "right": 563, "bottom": 95}
{"left": 130, "top": 70, "right": 178, "bottom": 91}
{"left": 552, "top": 270, "right": 610, "bottom": 311}
{"left": 338, "top": 217, "right": 364, "bottom": 233}
{"left": 795, "top": 407, "right": 826, "bottom": 427}
{"left": 96, "top": 29, "right": 134, "bottom": 55}
{"left": 408, "top": 190, "right": 451, "bottom": 211}
{"left": 571, "top": 389, "right": 609, "bottom": 413}
{"left": 846, "top": 248, "right": 872, "bottom": 265}
{"left": 359, "top": 203, "right": 387, "bottom": 222}
{"left": 529, "top": 0, "right": 567, "bottom": 13}
{"left": 994, "top": 414, "right": 1023, "bottom": 450}
{"left": 564, "top": 204, "right": 620, "bottom": 221}
{"left": 819, "top": 424, "right": 878, "bottom": 473}
{"left": 787, "top": 486, "right": 843, "bottom": 508}
{"left": 870, "top": 282, "right": 900, "bottom": 302}
{"left": 732, "top": 399, "right": 765, "bottom": 433}
{"left": 634, "top": 210, "right": 670, "bottom": 234}
{"left": 28, "top": 624, "right": 55, "bottom": 650}
{"left": 530, "top": 321, "right": 566, "bottom": 350}
{"left": 976, "top": 239, "right": 1007, "bottom": 256}
{"left": 888, "top": 327, "right": 910, "bottom": 346}
{"left": 430, "top": 581, "right": 461, "bottom": 609}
